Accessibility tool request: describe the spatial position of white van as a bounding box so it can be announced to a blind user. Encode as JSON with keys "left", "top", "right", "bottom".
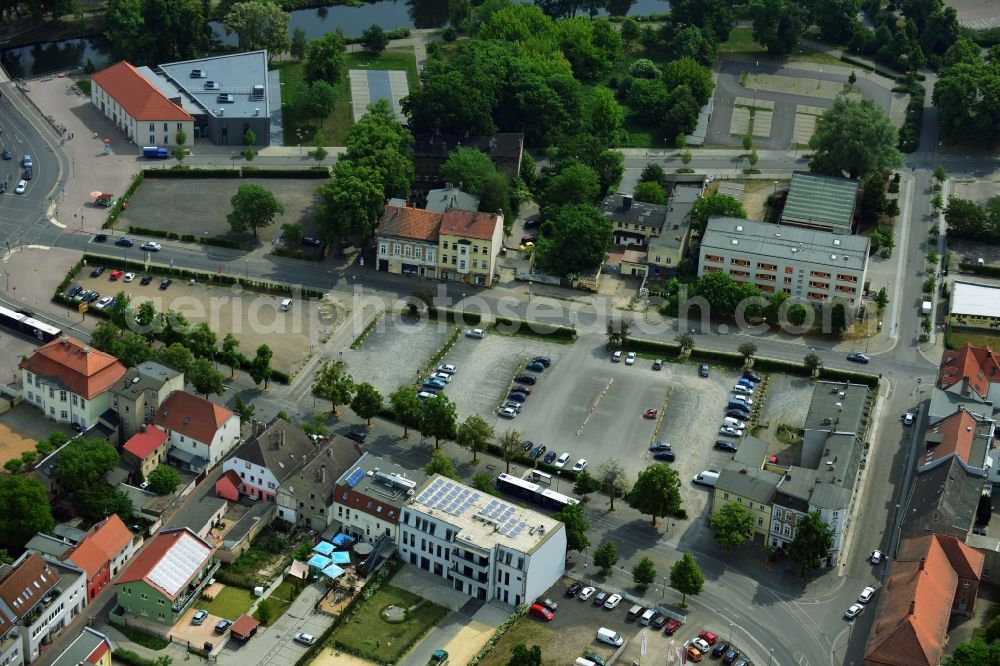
{"left": 732, "top": 384, "right": 753, "bottom": 395}
{"left": 693, "top": 470, "right": 720, "bottom": 487}
{"left": 279, "top": 298, "right": 292, "bottom": 312}
{"left": 640, "top": 608, "right": 657, "bottom": 625}
{"left": 575, "top": 659, "right": 598, "bottom": 666}
{"left": 722, "top": 417, "right": 746, "bottom": 429}
{"left": 597, "top": 627, "right": 624, "bottom": 647}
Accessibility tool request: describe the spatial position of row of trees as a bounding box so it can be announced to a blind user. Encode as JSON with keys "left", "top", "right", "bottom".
{"left": 943, "top": 196, "right": 1000, "bottom": 244}
{"left": 934, "top": 40, "right": 1000, "bottom": 146}
{"left": 588, "top": 539, "right": 705, "bottom": 604}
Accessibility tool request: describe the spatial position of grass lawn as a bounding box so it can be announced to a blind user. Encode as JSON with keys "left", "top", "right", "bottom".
{"left": 947, "top": 328, "right": 1000, "bottom": 350}
{"left": 477, "top": 614, "right": 570, "bottom": 666}
{"left": 112, "top": 623, "right": 169, "bottom": 650}
{"left": 199, "top": 586, "right": 254, "bottom": 620}
{"left": 229, "top": 545, "right": 281, "bottom": 575}
{"left": 332, "top": 585, "right": 448, "bottom": 662}
{"left": 254, "top": 580, "right": 300, "bottom": 625}
{"left": 277, "top": 47, "right": 419, "bottom": 147}
{"left": 719, "top": 27, "right": 843, "bottom": 67}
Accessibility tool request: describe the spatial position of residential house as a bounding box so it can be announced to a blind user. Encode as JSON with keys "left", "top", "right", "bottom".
{"left": 0, "top": 607, "right": 18, "bottom": 666}
{"left": 153, "top": 391, "right": 240, "bottom": 473}
{"left": 276, "top": 437, "right": 364, "bottom": 532}
{"left": 62, "top": 515, "right": 135, "bottom": 602}
{"left": 647, "top": 186, "right": 698, "bottom": 278}
{"left": 50, "top": 627, "right": 112, "bottom": 666}
{"left": 90, "top": 61, "right": 194, "bottom": 148}
{"left": 333, "top": 454, "right": 427, "bottom": 544}
{"left": 110, "top": 362, "right": 184, "bottom": 441}
{"left": 780, "top": 171, "right": 859, "bottom": 233}
{"left": 425, "top": 186, "right": 480, "bottom": 213}
{"left": 375, "top": 206, "right": 440, "bottom": 279}
{"left": 121, "top": 426, "right": 170, "bottom": 482}
{"left": 936, "top": 342, "right": 1000, "bottom": 404}
{"left": 863, "top": 534, "right": 983, "bottom": 666}
{"left": 221, "top": 419, "right": 316, "bottom": 503}
{"left": 437, "top": 209, "right": 504, "bottom": 286}
{"left": 20, "top": 337, "right": 127, "bottom": 431}
{"left": 412, "top": 133, "right": 524, "bottom": 189}
{"left": 114, "top": 528, "right": 216, "bottom": 628}
{"left": 399, "top": 475, "right": 566, "bottom": 605}
{"left": 0, "top": 552, "right": 87, "bottom": 664}
{"left": 698, "top": 217, "right": 869, "bottom": 313}
{"left": 602, "top": 194, "right": 668, "bottom": 248}
{"left": 711, "top": 437, "right": 781, "bottom": 542}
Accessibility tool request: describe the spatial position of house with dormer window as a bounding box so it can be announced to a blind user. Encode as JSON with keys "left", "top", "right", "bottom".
{"left": 153, "top": 392, "right": 240, "bottom": 473}
{"left": 221, "top": 419, "right": 315, "bottom": 503}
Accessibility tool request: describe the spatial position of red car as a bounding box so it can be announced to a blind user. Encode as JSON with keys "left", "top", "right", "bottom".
{"left": 528, "top": 603, "right": 553, "bottom": 621}
{"left": 698, "top": 630, "right": 718, "bottom": 646}
{"left": 643, "top": 409, "right": 658, "bottom": 419}
{"left": 664, "top": 618, "right": 682, "bottom": 635}
{"left": 109, "top": 269, "right": 123, "bottom": 281}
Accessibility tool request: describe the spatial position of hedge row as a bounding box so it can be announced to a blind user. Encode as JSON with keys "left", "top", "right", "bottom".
{"left": 342, "top": 27, "right": 411, "bottom": 45}
{"left": 839, "top": 54, "right": 899, "bottom": 79}
{"left": 959, "top": 262, "right": 1000, "bottom": 278}
{"left": 897, "top": 82, "right": 925, "bottom": 153}
{"left": 493, "top": 316, "right": 577, "bottom": 340}
{"left": 427, "top": 306, "right": 481, "bottom": 325}
{"left": 111, "top": 649, "right": 164, "bottom": 666}
{"left": 467, "top": 605, "right": 529, "bottom": 666}
{"left": 143, "top": 166, "right": 329, "bottom": 179}
{"left": 126, "top": 225, "right": 244, "bottom": 249}
{"left": 104, "top": 171, "right": 145, "bottom": 228}
{"left": 293, "top": 556, "right": 402, "bottom": 666}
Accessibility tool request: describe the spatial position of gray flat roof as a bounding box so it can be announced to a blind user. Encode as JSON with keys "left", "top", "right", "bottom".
{"left": 702, "top": 217, "right": 868, "bottom": 271}
{"left": 733, "top": 435, "right": 769, "bottom": 468}
{"left": 159, "top": 50, "right": 269, "bottom": 120}
{"left": 951, "top": 280, "right": 1000, "bottom": 318}
{"left": 781, "top": 171, "right": 859, "bottom": 230}
{"left": 716, "top": 462, "right": 781, "bottom": 504}
{"left": 804, "top": 381, "right": 869, "bottom": 436}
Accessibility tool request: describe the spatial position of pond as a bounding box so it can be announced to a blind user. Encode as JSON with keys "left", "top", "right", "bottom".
{"left": 1, "top": 0, "right": 670, "bottom": 78}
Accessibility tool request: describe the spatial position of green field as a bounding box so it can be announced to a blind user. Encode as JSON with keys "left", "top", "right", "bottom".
{"left": 719, "top": 27, "right": 843, "bottom": 66}
{"left": 277, "top": 48, "right": 419, "bottom": 147}
{"left": 199, "top": 586, "right": 254, "bottom": 620}
{"left": 331, "top": 585, "right": 448, "bottom": 662}
{"left": 254, "top": 580, "right": 300, "bottom": 625}
{"left": 947, "top": 327, "right": 1000, "bottom": 350}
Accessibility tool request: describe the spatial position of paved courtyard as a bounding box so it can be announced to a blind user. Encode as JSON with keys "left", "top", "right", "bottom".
{"left": 348, "top": 69, "right": 409, "bottom": 123}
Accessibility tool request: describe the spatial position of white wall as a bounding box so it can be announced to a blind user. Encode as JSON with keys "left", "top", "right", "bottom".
{"left": 22, "top": 370, "right": 109, "bottom": 431}
{"left": 24, "top": 568, "right": 86, "bottom": 663}
{"left": 521, "top": 527, "right": 567, "bottom": 604}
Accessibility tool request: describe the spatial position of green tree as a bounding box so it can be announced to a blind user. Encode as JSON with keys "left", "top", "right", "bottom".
{"left": 814, "top": 0, "right": 862, "bottom": 43}
{"left": 944, "top": 639, "right": 1000, "bottom": 666}
{"left": 541, "top": 161, "right": 601, "bottom": 207}
{"left": 507, "top": 645, "right": 542, "bottom": 666}
{"left": 227, "top": 184, "right": 284, "bottom": 239}
{"left": 0, "top": 476, "right": 55, "bottom": 553}
{"left": 449, "top": 0, "right": 472, "bottom": 30}
{"left": 295, "top": 80, "right": 338, "bottom": 125}
{"left": 134, "top": 300, "right": 159, "bottom": 342}
{"left": 634, "top": 181, "right": 666, "bottom": 205}
{"left": 788, "top": 303, "right": 810, "bottom": 327}
{"left": 573, "top": 470, "right": 601, "bottom": 499}
{"left": 188, "top": 357, "right": 225, "bottom": 398}
{"left": 420, "top": 394, "right": 458, "bottom": 447}
{"left": 117, "top": 332, "right": 153, "bottom": 368}
{"left": 534, "top": 204, "right": 611, "bottom": 276}
{"left": 627, "top": 463, "right": 684, "bottom": 527}
{"left": 104, "top": 0, "right": 147, "bottom": 60}
{"left": 233, "top": 394, "right": 255, "bottom": 424}
{"left": 669, "top": 0, "right": 734, "bottom": 42}
{"left": 478, "top": 172, "right": 514, "bottom": 222}
{"left": 350, "top": 382, "right": 383, "bottom": 425}
{"left": 305, "top": 32, "right": 346, "bottom": 84}
{"left": 223, "top": 1, "right": 290, "bottom": 61}
{"left": 497, "top": 429, "right": 521, "bottom": 473}
{"left": 440, "top": 147, "right": 496, "bottom": 195}
{"left": 389, "top": 386, "right": 422, "bottom": 437}
{"left": 312, "top": 359, "right": 354, "bottom": 414}
{"left": 593, "top": 540, "right": 618, "bottom": 575}
{"left": 739, "top": 342, "right": 758, "bottom": 363}
{"left": 620, "top": 17, "right": 640, "bottom": 45}
{"left": 249, "top": 344, "right": 274, "bottom": 389}
{"left": 934, "top": 164, "right": 948, "bottom": 185}
{"left": 89, "top": 320, "right": 120, "bottom": 356}
{"left": 315, "top": 161, "right": 385, "bottom": 248}
{"left": 677, "top": 333, "right": 695, "bottom": 352}
{"left": 708, "top": 502, "right": 755, "bottom": 550}
{"left": 788, "top": 510, "right": 834, "bottom": 574}
{"left": 553, "top": 502, "right": 590, "bottom": 552}
{"left": 749, "top": 0, "right": 809, "bottom": 55}
{"left": 140, "top": 0, "right": 206, "bottom": 63}
{"left": 669, "top": 553, "right": 705, "bottom": 605}
{"left": 597, "top": 459, "right": 628, "bottom": 511}
{"left": 875, "top": 286, "right": 890, "bottom": 312}
{"left": 159, "top": 343, "right": 194, "bottom": 375}
{"left": 662, "top": 57, "right": 714, "bottom": 106}
{"left": 220, "top": 333, "right": 241, "bottom": 377}
{"left": 627, "top": 78, "right": 669, "bottom": 126}
{"left": 829, "top": 301, "right": 849, "bottom": 335}
{"left": 290, "top": 26, "right": 307, "bottom": 60}
{"left": 187, "top": 322, "right": 217, "bottom": 360}
{"left": 147, "top": 465, "right": 180, "bottom": 495}
{"left": 456, "top": 415, "right": 494, "bottom": 462}
{"left": 587, "top": 86, "right": 624, "bottom": 141}
{"left": 632, "top": 556, "right": 657, "bottom": 588}
{"left": 423, "top": 449, "right": 459, "bottom": 480}
{"left": 361, "top": 24, "right": 389, "bottom": 54}
{"left": 281, "top": 223, "right": 304, "bottom": 246}
{"left": 471, "top": 472, "right": 499, "bottom": 496}
{"left": 640, "top": 163, "right": 665, "bottom": 186}
{"left": 56, "top": 438, "right": 119, "bottom": 494}
{"left": 3, "top": 460, "right": 22, "bottom": 475}
{"left": 690, "top": 194, "right": 747, "bottom": 236}
{"left": 343, "top": 99, "right": 414, "bottom": 199}
{"left": 803, "top": 352, "right": 823, "bottom": 375}
{"left": 300, "top": 413, "right": 330, "bottom": 439}
{"left": 810, "top": 98, "right": 902, "bottom": 179}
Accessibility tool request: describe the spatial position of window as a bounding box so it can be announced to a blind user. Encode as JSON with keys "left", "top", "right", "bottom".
{"left": 149, "top": 123, "right": 155, "bottom": 131}
{"left": 149, "top": 135, "right": 155, "bottom": 144}
{"left": 442, "top": 254, "right": 448, "bottom": 263}
{"left": 379, "top": 242, "right": 388, "bottom": 255}
{"left": 72, "top": 395, "right": 77, "bottom": 406}
{"left": 60, "top": 410, "right": 67, "bottom": 419}
{"left": 27, "top": 391, "right": 33, "bottom": 401}
{"left": 140, "top": 592, "right": 148, "bottom": 600}
{"left": 757, "top": 517, "right": 764, "bottom": 527}
{"left": 757, "top": 262, "right": 777, "bottom": 271}
{"left": 415, "top": 247, "right": 422, "bottom": 259}
{"left": 427, "top": 250, "right": 435, "bottom": 262}
{"left": 451, "top": 256, "right": 456, "bottom": 265}
{"left": 442, "top": 241, "right": 449, "bottom": 250}
{"left": 723, "top": 492, "right": 730, "bottom": 500}
{"left": 157, "top": 598, "right": 165, "bottom": 605}
{"left": 49, "top": 387, "right": 54, "bottom": 399}
{"left": 404, "top": 245, "right": 412, "bottom": 257}
{"left": 177, "top": 123, "right": 183, "bottom": 131}
{"left": 393, "top": 243, "right": 401, "bottom": 255}
{"left": 459, "top": 260, "right": 466, "bottom": 270}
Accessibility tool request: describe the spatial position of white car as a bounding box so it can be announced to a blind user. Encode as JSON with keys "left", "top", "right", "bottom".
{"left": 844, "top": 603, "right": 865, "bottom": 619}
{"left": 625, "top": 352, "right": 636, "bottom": 365}
{"left": 554, "top": 453, "right": 571, "bottom": 468}
{"left": 14, "top": 179, "right": 26, "bottom": 194}
{"left": 293, "top": 632, "right": 316, "bottom": 645}
{"left": 94, "top": 296, "right": 114, "bottom": 310}
{"left": 612, "top": 351, "right": 622, "bottom": 363}
{"left": 719, "top": 426, "right": 744, "bottom": 438}
{"left": 732, "top": 384, "right": 754, "bottom": 395}
{"left": 858, "top": 586, "right": 876, "bottom": 604}
{"left": 572, "top": 459, "right": 588, "bottom": 472}
{"left": 140, "top": 241, "right": 162, "bottom": 251}
{"left": 417, "top": 391, "right": 438, "bottom": 400}
{"left": 437, "top": 364, "right": 457, "bottom": 375}
{"left": 604, "top": 593, "right": 622, "bottom": 609}
{"left": 466, "top": 328, "right": 485, "bottom": 339}
{"left": 578, "top": 586, "right": 595, "bottom": 601}
{"left": 692, "top": 638, "right": 711, "bottom": 654}
{"left": 431, "top": 372, "right": 451, "bottom": 383}
{"left": 731, "top": 395, "right": 754, "bottom": 406}
{"left": 123, "top": 272, "right": 136, "bottom": 282}
{"left": 903, "top": 412, "right": 915, "bottom": 426}
{"left": 498, "top": 407, "right": 517, "bottom": 419}
{"left": 870, "top": 550, "right": 883, "bottom": 565}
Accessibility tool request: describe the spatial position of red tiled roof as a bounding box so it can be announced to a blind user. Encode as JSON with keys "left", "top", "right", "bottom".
{"left": 0, "top": 553, "right": 58, "bottom": 620}
{"left": 864, "top": 534, "right": 982, "bottom": 666}
{"left": 65, "top": 515, "right": 133, "bottom": 580}
{"left": 216, "top": 470, "right": 241, "bottom": 502}
{"left": 91, "top": 61, "right": 192, "bottom": 122}
{"left": 377, "top": 206, "right": 441, "bottom": 242}
{"left": 123, "top": 426, "right": 169, "bottom": 460}
{"left": 153, "top": 391, "right": 234, "bottom": 445}
{"left": 117, "top": 528, "right": 211, "bottom": 600}
{"left": 439, "top": 209, "right": 502, "bottom": 241}
{"left": 934, "top": 533, "right": 985, "bottom": 581}
{"left": 970, "top": 345, "right": 1000, "bottom": 382}
{"left": 231, "top": 614, "right": 260, "bottom": 639}
{"left": 937, "top": 344, "right": 989, "bottom": 399}
{"left": 925, "top": 410, "right": 976, "bottom": 465}
{"left": 19, "top": 337, "right": 127, "bottom": 399}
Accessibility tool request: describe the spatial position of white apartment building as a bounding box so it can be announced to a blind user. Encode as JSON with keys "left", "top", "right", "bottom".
{"left": 699, "top": 217, "right": 870, "bottom": 313}
{"left": 398, "top": 476, "right": 566, "bottom": 605}
{"left": 153, "top": 391, "right": 240, "bottom": 473}
{"left": 333, "top": 454, "right": 427, "bottom": 544}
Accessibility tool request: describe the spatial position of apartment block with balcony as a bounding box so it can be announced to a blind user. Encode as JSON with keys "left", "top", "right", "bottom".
{"left": 398, "top": 475, "right": 566, "bottom": 606}
{"left": 110, "top": 362, "right": 184, "bottom": 441}
{"left": 332, "top": 454, "right": 427, "bottom": 544}
{"left": 699, "top": 217, "right": 870, "bottom": 313}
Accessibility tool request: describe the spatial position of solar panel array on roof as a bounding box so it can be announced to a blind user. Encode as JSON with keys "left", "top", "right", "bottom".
{"left": 477, "top": 498, "right": 516, "bottom": 524}
{"left": 146, "top": 533, "right": 211, "bottom": 597}
{"left": 345, "top": 468, "right": 365, "bottom": 488}
{"left": 498, "top": 518, "right": 527, "bottom": 538}
{"left": 416, "top": 478, "right": 480, "bottom": 516}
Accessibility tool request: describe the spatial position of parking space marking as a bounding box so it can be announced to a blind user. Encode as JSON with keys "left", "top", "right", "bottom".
{"left": 577, "top": 377, "right": 613, "bottom": 436}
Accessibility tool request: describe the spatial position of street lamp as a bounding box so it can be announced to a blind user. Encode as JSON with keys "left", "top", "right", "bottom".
{"left": 245, "top": 260, "right": 249, "bottom": 279}
{"left": 767, "top": 649, "right": 774, "bottom": 666}
{"left": 556, "top": 470, "right": 561, "bottom": 491}
{"left": 528, "top": 280, "right": 532, "bottom": 302}
{"left": 661, "top": 575, "right": 668, "bottom": 599}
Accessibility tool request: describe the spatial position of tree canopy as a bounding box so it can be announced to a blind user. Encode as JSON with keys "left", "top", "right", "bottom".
{"left": 305, "top": 31, "right": 346, "bottom": 84}
{"left": 420, "top": 394, "right": 458, "bottom": 447}
{"left": 312, "top": 359, "right": 355, "bottom": 414}
{"left": 809, "top": 98, "right": 902, "bottom": 179}
{"left": 627, "top": 463, "right": 685, "bottom": 526}
{"left": 223, "top": 1, "right": 290, "bottom": 60}
{"left": 455, "top": 415, "right": 494, "bottom": 462}
{"left": 553, "top": 502, "right": 590, "bottom": 552}
{"left": 669, "top": 553, "right": 705, "bottom": 604}
{"left": 350, "top": 382, "right": 383, "bottom": 425}
{"left": 708, "top": 502, "right": 755, "bottom": 550}
{"left": 534, "top": 204, "right": 612, "bottom": 276}
{"left": 749, "top": 0, "right": 809, "bottom": 55}
{"left": 690, "top": 193, "right": 747, "bottom": 236}
{"left": 227, "top": 184, "right": 284, "bottom": 239}
{"left": 147, "top": 465, "right": 180, "bottom": 495}
{"left": 440, "top": 147, "right": 496, "bottom": 195}
{"left": 0, "top": 475, "right": 54, "bottom": 553}
{"left": 789, "top": 510, "right": 834, "bottom": 574}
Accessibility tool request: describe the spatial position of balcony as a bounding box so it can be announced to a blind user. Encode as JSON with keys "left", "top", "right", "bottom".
{"left": 450, "top": 564, "right": 488, "bottom": 584}
{"left": 171, "top": 560, "right": 220, "bottom": 614}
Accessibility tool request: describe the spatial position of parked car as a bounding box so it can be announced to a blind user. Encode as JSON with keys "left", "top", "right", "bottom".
{"left": 543, "top": 450, "right": 557, "bottom": 464}
{"left": 507, "top": 392, "right": 528, "bottom": 403}
{"left": 732, "top": 384, "right": 754, "bottom": 395}
{"left": 726, "top": 408, "right": 752, "bottom": 420}
{"left": 65, "top": 285, "right": 83, "bottom": 299}
{"left": 526, "top": 361, "right": 546, "bottom": 372}
{"left": 719, "top": 426, "right": 744, "bottom": 438}
{"left": 14, "top": 179, "right": 27, "bottom": 194}
{"left": 652, "top": 359, "right": 663, "bottom": 370}
{"left": 572, "top": 459, "right": 588, "bottom": 472}
{"left": 140, "top": 275, "right": 153, "bottom": 285}
{"left": 723, "top": 647, "right": 741, "bottom": 665}
{"left": 858, "top": 586, "right": 876, "bottom": 604}
{"left": 94, "top": 296, "right": 114, "bottom": 310}
{"left": 593, "top": 590, "right": 609, "bottom": 606}
{"left": 603, "top": 594, "right": 622, "bottom": 609}
{"left": 583, "top": 652, "right": 607, "bottom": 666}
{"left": 346, "top": 430, "right": 367, "bottom": 444}
{"left": 528, "top": 603, "right": 553, "bottom": 621}
{"left": 417, "top": 391, "right": 438, "bottom": 400}
{"left": 742, "top": 370, "right": 762, "bottom": 383}
{"left": 140, "top": 241, "right": 162, "bottom": 252}
{"left": 437, "top": 364, "right": 457, "bottom": 375}
{"left": 192, "top": 610, "right": 208, "bottom": 625}
{"left": 431, "top": 372, "right": 452, "bottom": 384}
{"left": 498, "top": 407, "right": 518, "bottom": 419}
{"left": 123, "top": 272, "right": 136, "bottom": 282}
{"left": 535, "top": 597, "right": 558, "bottom": 612}
{"left": 653, "top": 450, "right": 676, "bottom": 462}
{"left": 521, "top": 440, "right": 534, "bottom": 452}
{"left": 625, "top": 352, "right": 636, "bottom": 365}
{"left": 844, "top": 603, "right": 865, "bottom": 619}
{"left": 529, "top": 444, "right": 547, "bottom": 459}
{"left": 109, "top": 269, "right": 123, "bottom": 281}
{"left": 650, "top": 613, "right": 668, "bottom": 629}
{"left": 502, "top": 401, "right": 522, "bottom": 413}
{"left": 847, "top": 353, "right": 871, "bottom": 364}
{"left": 0, "top": 148, "right": 10, "bottom": 160}
{"left": 115, "top": 237, "right": 134, "bottom": 247}
{"left": 612, "top": 351, "right": 622, "bottom": 363}
{"left": 159, "top": 278, "right": 172, "bottom": 290}
{"left": 686, "top": 646, "right": 704, "bottom": 662}
{"left": 699, "top": 363, "right": 710, "bottom": 377}
{"left": 554, "top": 452, "right": 571, "bottom": 468}
{"left": 664, "top": 618, "right": 682, "bottom": 635}
{"left": 730, "top": 395, "right": 754, "bottom": 406}
{"left": 566, "top": 582, "right": 583, "bottom": 597}
{"left": 293, "top": 633, "right": 316, "bottom": 645}
{"left": 520, "top": 235, "right": 537, "bottom": 245}
{"left": 214, "top": 619, "right": 232, "bottom": 634}
{"left": 466, "top": 328, "right": 486, "bottom": 339}
{"left": 650, "top": 441, "right": 672, "bottom": 452}
{"left": 511, "top": 384, "right": 532, "bottom": 395}
{"left": 532, "top": 356, "right": 551, "bottom": 367}
{"left": 643, "top": 408, "right": 658, "bottom": 419}
{"left": 83, "top": 291, "right": 100, "bottom": 303}
{"left": 870, "top": 550, "right": 883, "bottom": 565}
{"left": 514, "top": 374, "right": 537, "bottom": 385}
{"left": 712, "top": 642, "right": 730, "bottom": 658}
{"left": 90, "top": 266, "right": 105, "bottom": 277}
{"left": 903, "top": 412, "right": 915, "bottom": 426}
{"left": 93, "top": 233, "right": 107, "bottom": 242}
{"left": 714, "top": 440, "right": 739, "bottom": 452}
{"left": 697, "top": 631, "right": 718, "bottom": 646}
{"left": 578, "top": 586, "right": 595, "bottom": 601}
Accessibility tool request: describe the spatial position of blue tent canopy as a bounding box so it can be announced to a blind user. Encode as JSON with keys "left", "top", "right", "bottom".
{"left": 312, "top": 541, "right": 335, "bottom": 557}
{"left": 307, "top": 554, "right": 331, "bottom": 569}
{"left": 321, "top": 563, "right": 346, "bottom": 580}
{"left": 331, "top": 533, "right": 354, "bottom": 547}
{"left": 330, "top": 551, "right": 351, "bottom": 565}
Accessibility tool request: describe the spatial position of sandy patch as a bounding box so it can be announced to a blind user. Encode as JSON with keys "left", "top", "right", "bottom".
{"left": 0, "top": 421, "right": 40, "bottom": 466}
{"left": 744, "top": 73, "right": 862, "bottom": 101}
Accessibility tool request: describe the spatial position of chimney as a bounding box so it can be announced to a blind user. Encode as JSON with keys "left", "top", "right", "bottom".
{"left": 278, "top": 430, "right": 285, "bottom": 448}
{"left": 919, "top": 557, "right": 925, "bottom": 571}
{"left": 739, "top": 467, "right": 748, "bottom": 475}
{"left": 909, "top": 600, "right": 916, "bottom": 616}
{"left": 622, "top": 194, "right": 633, "bottom": 211}
{"left": 318, "top": 464, "right": 326, "bottom": 484}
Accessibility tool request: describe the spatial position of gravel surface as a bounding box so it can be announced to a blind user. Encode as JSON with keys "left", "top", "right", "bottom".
{"left": 346, "top": 316, "right": 454, "bottom": 396}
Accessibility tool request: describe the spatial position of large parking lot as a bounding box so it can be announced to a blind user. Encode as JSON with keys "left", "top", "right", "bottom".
{"left": 347, "top": 317, "right": 454, "bottom": 396}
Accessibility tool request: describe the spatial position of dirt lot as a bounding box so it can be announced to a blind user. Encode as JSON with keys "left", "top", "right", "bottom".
{"left": 0, "top": 402, "right": 75, "bottom": 466}
{"left": 119, "top": 178, "right": 327, "bottom": 242}
{"left": 69, "top": 269, "right": 343, "bottom": 375}
{"left": 346, "top": 316, "right": 455, "bottom": 397}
